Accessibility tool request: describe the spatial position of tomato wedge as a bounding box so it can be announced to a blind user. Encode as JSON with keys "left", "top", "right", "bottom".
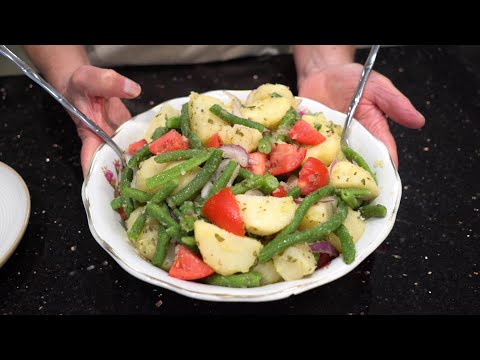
{"left": 297, "top": 157, "right": 329, "bottom": 195}
{"left": 128, "top": 139, "right": 148, "bottom": 155}
{"left": 288, "top": 120, "right": 326, "bottom": 145}
{"left": 272, "top": 185, "right": 288, "bottom": 197}
{"left": 206, "top": 133, "right": 222, "bottom": 148}
{"left": 118, "top": 207, "right": 127, "bottom": 221}
{"left": 148, "top": 129, "right": 189, "bottom": 154}
{"left": 202, "top": 188, "right": 245, "bottom": 236}
{"left": 168, "top": 246, "right": 215, "bottom": 280}
{"left": 268, "top": 144, "right": 306, "bottom": 176}
{"left": 246, "top": 152, "right": 267, "bottom": 175}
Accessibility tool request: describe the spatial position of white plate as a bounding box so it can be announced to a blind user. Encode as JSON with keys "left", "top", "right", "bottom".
{"left": 82, "top": 90, "right": 402, "bottom": 302}
{"left": 0, "top": 162, "right": 31, "bottom": 267}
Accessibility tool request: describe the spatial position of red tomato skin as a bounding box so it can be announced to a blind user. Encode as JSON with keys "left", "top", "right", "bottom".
{"left": 268, "top": 144, "right": 307, "bottom": 176}
{"left": 148, "top": 130, "right": 189, "bottom": 154}
{"left": 297, "top": 157, "right": 330, "bottom": 195}
{"left": 288, "top": 120, "right": 326, "bottom": 145}
{"left": 202, "top": 188, "right": 245, "bottom": 236}
{"left": 168, "top": 246, "right": 215, "bottom": 280}
{"left": 128, "top": 139, "right": 148, "bottom": 155}
{"left": 246, "top": 152, "right": 267, "bottom": 175}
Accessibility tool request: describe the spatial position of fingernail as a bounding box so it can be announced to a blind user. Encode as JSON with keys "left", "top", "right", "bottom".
{"left": 124, "top": 79, "right": 141, "bottom": 97}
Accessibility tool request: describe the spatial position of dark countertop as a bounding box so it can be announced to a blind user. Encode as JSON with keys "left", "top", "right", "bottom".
{"left": 1, "top": 45, "right": 479, "bottom": 315}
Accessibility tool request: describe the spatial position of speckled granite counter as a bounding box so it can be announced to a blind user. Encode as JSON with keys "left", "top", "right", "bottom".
{"left": 0, "top": 45, "right": 479, "bottom": 314}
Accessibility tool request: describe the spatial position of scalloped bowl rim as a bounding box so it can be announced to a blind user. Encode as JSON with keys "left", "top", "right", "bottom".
{"left": 82, "top": 89, "right": 401, "bottom": 302}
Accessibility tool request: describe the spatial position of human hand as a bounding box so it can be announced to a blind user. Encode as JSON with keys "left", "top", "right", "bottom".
{"left": 63, "top": 65, "right": 141, "bottom": 176}
{"left": 297, "top": 63, "right": 425, "bottom": 168}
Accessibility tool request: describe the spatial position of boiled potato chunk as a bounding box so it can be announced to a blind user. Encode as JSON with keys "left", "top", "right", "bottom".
{"left": 298, "top": 202, "right": 335, "bottom": 230}
{"left": 302, "top": 114, "right": 342, "bottom": 137}
{"left": 329, "top": 161, "right": 379, "bottom": 200}
{"left": 235, "top": 195, "right": 297, "bottom": 236}
{"left": 189, "top": 92, "right": 230, "bottom": 146}
{"left": 240, "top": 97, "right": 291, "bottom": 129}
{"left": 253, "top": 261, "right": 282, "bottom": 285}
{"left": 126, "top": 206, "right": 160, "bottom": 261}
{"left": 273, "top": 243, "right": 317, "bottom": 281}
{"left": 145, "top": 103, "right": 180, "bottom": 142}
{"left": 133, "top": 157, "right": 170, "bottom": 192}
{"left": 303, "top": 133, "right": 341, "bottom": 166}
{"left": 134, "top": 158, "right": 201, "bottom": 194}
{"left": 327, "top": 208, "right": 366, "bottom": 252}
{"left": 246, "top": 83, "right": 298, "bottom": 109}
{"left": 194, "top": 220, "right": 263, "bottom": 276}
{"left": 218, "top": 124, "right": 262, "bottom": 153}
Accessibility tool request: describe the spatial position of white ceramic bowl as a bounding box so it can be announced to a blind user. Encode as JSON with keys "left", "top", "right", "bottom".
{"left": 82, "top": 90, "right": 401, "bottom": 302}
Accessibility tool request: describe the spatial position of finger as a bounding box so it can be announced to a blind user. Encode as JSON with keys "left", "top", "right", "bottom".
{"left": 70, "top": 65, "right": 142, "bottom": 99}
{"left": 369, "top": 73, "right": 425, "bottom": 129}
{"left": 80, "top": 134, "right": 104, "bottom": 177}
{"left": 356, "top": 106, "right": 399, "bottom": 169}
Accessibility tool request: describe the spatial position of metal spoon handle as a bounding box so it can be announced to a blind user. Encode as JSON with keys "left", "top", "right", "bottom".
{"left": 0, "top": 45, "right": 126, "bottom": 166}
{"left": 341, "top": 45, "right": 380, "bottom": 147}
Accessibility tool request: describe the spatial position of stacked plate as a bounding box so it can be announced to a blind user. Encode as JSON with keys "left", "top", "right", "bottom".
{"left": 0, "top": 162, "right": 30, "bottom": 267}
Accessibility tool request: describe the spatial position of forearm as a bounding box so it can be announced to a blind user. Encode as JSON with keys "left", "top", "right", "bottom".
{"left": 23, "top": 45, "right": 90, "bottom": 94}
{"left": 292, "top": 45, "right": 355, "bottom": 85}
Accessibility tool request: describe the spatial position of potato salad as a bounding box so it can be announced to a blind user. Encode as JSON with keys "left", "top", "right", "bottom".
{"left": 110, "top": 84, "right": 387, "bottom": 288}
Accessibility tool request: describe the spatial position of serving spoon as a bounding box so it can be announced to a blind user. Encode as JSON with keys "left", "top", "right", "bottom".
{"left": 340, "top": 45, "right": 380, "bottom": 149}
{"left": 0, "top": 45, "right": 127, "bottom": 169}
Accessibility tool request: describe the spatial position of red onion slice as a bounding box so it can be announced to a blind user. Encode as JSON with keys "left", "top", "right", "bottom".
{"left": 200, "top": 181, "right": 213, "bottom": 199}
{"left": 329, "top": 159, "right": 337, "bottom": 175}
{"left": 220, "top": 145, "right": 249, "bottom": 167}
{"left": 309, "top": 241, "right": 339, "bottom": 257}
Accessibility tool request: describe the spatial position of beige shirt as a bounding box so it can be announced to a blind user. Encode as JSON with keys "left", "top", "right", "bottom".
{"left": 86, "top": 45, "right": 291, "bottom": 67}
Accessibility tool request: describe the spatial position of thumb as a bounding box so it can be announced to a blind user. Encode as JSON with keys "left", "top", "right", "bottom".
{"left": 70, "top": 65, "right": 142, "bottom": 99}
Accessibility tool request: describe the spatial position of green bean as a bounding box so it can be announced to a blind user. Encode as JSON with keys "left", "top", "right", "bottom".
{"left": 120, "top": 166, "right": 133, "bottom": 191}
{"left": 358, "top": 204, "right": 387, "bottom": 219}
{"left": 231, "top": 174, "right": 279, "bottom": 195}
{"left": 128, "top": 145, "right": 152, "bottom": 169}
{"left": 170, "top": 149, "right": 223, "bottom": 206}
{"left": 258, "top": 135, "right": 272, "bottom": 154}
{"left": 180, "top": 216, "right": 195, "bottom": 233}
{"left": 122, "top": 187, "right": 153, "bottom": 203}
{"left": 166, "top": 116, "right": 181, "bottom": 129}
{"left": 341, "top": 146, "right": 377, "bottom": 184}
{"left": 180, "top": 236, "right": 196, "bottom": 247}
{"left": 179, "top": 201, "right": 195, "bottom": 215}
{"left": 127, "top": 212, "right": 147, "bottom": 241}
{"left": 122, "top": 197, "right": 135, "bottom": 218}
{"left": 151, "top": 226, "right": 170, "bottom": 267}
{"left": 154, "top": 149, "right": 206, "bottom": 163}
{"left": 204, "top": 272, "right": 261, "bottom": 288}
{"left": 339, "top": 189, "right": 361, "bottom": 209}
{"left": 258, "top": 201, "right": 348, "bottom": 263}
{"left": 286, "top": 186, "right": 301, "bottom": 199}
{"left": 209, "top": 104, "right": 265, "bottom": 133}
{"left": 208, "top": 160, "right": 238, "bottom": 198}
{"left": 238, "top": 167, "right": 256, "bottom": 179}
{"left": 180, "top": 103, "right": 204, "bottom": 150}
{"left": 110, "top": 197, "right": 123, "bottom": 210}
{"left": 151, "top": 127, "right": 169, "bottom": 141}
{"left": 334, "top": 224, "right": 355, "bottom": 264}
{"left": 273, "top": 185, "right": 335, "bottom": 242}
{"left": 275, "top": 107, "right": 299, "bottom": 142}
{"left": 150, "top": 179, "right": 179, "bottom": 204}
{"left": 335, "top": 188, "right": 371, "bottom": 199}
{"left": 146, "top": 202, "right": 178, "bottom": 229}
{"left": 146, "top": 150, "right": 211, "bottom": 190}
